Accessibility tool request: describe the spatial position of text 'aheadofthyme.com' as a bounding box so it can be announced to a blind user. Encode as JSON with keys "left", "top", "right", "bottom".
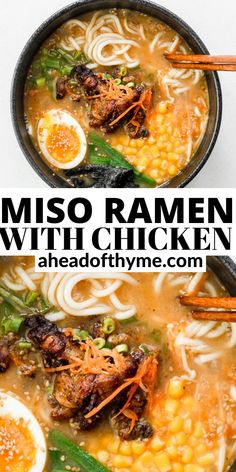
{"left": 0, "top": 189, "right": 235, "bottom": 272}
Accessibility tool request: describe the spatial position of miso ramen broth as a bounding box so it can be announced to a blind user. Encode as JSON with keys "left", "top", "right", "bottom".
{"left": 0, "top": 258, "right": 235, "bottom": 472}
{"left": 24, "top": 9, "right": 209, "bottom": 188}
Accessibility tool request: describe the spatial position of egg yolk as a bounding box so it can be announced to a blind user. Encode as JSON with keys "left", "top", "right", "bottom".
{"left": 46, "top": 124, "right": 81, "bottom": 163}
{"left": 0, "top": 417, "right": 36, "bottom": 471}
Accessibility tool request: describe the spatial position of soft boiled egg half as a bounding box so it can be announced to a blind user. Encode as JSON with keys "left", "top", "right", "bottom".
{"left": 37, "top": 109, "right": 87, "bottom": 169}
{"left": 0, "top": 392, "right": 46, "bottom": 472}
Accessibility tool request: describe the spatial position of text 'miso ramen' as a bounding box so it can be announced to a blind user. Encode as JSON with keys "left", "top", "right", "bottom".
{"left": 0, "top": 258, "right": 235, "bottom": 471}
{"left": 24, "top": 9, "right": 209, "bottom": 188}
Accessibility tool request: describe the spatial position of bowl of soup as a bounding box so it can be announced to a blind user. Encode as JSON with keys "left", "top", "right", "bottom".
{"left": 0, "top": 255, "right": 235, "bottom": 472}
{"left": 11, "top": 0, "right": 222, "bottom": 188}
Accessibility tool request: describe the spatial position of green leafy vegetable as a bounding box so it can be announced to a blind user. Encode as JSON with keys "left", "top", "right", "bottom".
{"left": 49, "top": 430, "right": 111, "bottom": 472}
{"left": 28, "top": 48, "right": 89, "bottom": 91}
{"left": 25, "top": 291, "right": 40, "bottom": 306}
{"left": 88, "top": 133, "right": 156, "bottom": 187}
{"left": 0, "top": 286, "right": 32, "bottom": 313}
{"left": 0, "top": 302, "right": 24, "bottom": 334}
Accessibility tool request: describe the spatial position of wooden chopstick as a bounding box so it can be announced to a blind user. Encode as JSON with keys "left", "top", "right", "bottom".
{"left": 180, "top": 296, "right": 236, "bottom": 309}
{"left": 192, "top": 311, "right": 236, "bottom": 322}
{"left": 165, "top": 54, "right": 236, "bottom": 71}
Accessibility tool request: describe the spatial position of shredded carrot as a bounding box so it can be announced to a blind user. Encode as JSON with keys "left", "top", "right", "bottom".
{"left": 108, "top": 89, "right": 152, "bottom": 128}
{"left": 85, "top": 355, "right": 158, "bottom": 419}
{"left": 123, "top": 408, "right": 138, "bottom": 432}
{"left": 44, "top": 337, "right": 127, "bottom": 376}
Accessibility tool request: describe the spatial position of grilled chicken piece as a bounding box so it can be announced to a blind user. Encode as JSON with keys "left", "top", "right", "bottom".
{"left": 70, "top": 65, "right": 150, "bottom": 135}
{"left": 54, "top": 371, "right": 95, "bottom": 409}
{"left": 110, "top": 388, "right": 153, "bottom": 440}
{"left": 25, "top": 316, "right": 66, "bottom": 355}
{"left": 0, "top": 336, "right": 11, "bottom": 373}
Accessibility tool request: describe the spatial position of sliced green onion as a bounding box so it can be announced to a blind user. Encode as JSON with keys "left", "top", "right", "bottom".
{"left": 119, "top": 315, "right": 137, "bottom": 325}
{"left": 36, "top": 77, "right": 46, "bottom": 88}
{"left": 47, "top": 383, "right": 54, "bottom": 395}
{"left": 102, "top": 317, "right": 116, "bottom": 335}
{"left": 140, "top": 344, "right": 150, "bottom": 355}
{"left": 119, "top": 65, "right": 127, "bottom": 77}
{"left": 69, "top": 79, "right": 79, "bottom": 86}
{"left": 57, "top": 48, "right": 75, "bottom": 65}
{"left": 2, "top": 316, "right": 24, "bottom": 334}
{"left": 45, "top": 58, "right": 61, "bottom": 70}
{"left": 127, "top": 81, "right": 135, "bottom": 88}
{"left": 73, "top": 51, "right": 82, "bottom": 61}
{"left": 25, "top": 291, "right": 39, "bottom": 306}
{"left": 61, "top": 65, "right": 73, "bottom": 77}
{"left": 0, "top": 286, "right": 32, "bottom": 312}
{"left": 37, "top": 297, "right": 50, "bottom": 313}
{"left": 73, "top": 329, "right": 89, "bottom": 341}
{"left": 17, "top": 341, "right": 32, "bottom": 350}
{"left": 115, "top": 343, "right": 129, "bottom": 354}
{"left": 93, "top": 337, "right": 106, "bottom": 349}
{"left": 114, "top": 78, "right": 122, "bottom": 85}
{"left": 102, "top": 73, "right": 113, "bottom": 79}
{"left": 49, "top": 431, "right": 111, "bottom": 472}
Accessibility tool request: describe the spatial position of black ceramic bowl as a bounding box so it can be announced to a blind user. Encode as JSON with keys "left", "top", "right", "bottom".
{"left": 11, "top": 0, "right": 222, "bottom": 188}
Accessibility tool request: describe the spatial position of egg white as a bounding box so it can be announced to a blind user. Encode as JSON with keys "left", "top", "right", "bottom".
{"left": 0, "top": 392, "right": 47, "bottom": 472}
{"left": 37, "top": 109, "right": 87, "bottom": 169}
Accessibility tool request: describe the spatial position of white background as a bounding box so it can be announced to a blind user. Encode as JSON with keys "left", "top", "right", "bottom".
{"left": 0, "top": 0, "right": 236, "bottom": 188}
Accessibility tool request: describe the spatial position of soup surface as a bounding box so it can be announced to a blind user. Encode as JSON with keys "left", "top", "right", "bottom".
{"left": 24, "top": 9, "right": 209, "bottom": 187}
{"left": 0, "top": 258, "right": 235, "bottom": 472}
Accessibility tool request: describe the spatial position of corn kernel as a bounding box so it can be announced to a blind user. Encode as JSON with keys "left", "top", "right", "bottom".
{"left": 126, "top": 147, "right": 135, "bottom": 156}
{"left": 156, "top": 115, "right": 164, "bottom": 124}
{"left": 184, "top": 419, "right": 192, "bottom": 434}
{"left": 188, "top": 436, "right": 197, "bottom": 447}
{"left": 137, "top": 139, "right": 144, "bottom": 148}
{"left": 166, "top": 143, "right": 173, "bottom": 152}
{"left": 168, "top": 379, "right": 185, "bottom": 399}
{"left": 159, "top": 125, "right": 167, "bottom": 135}
{"left": 112, "top": 454, "right": 133, "bottom": 468}
{"left": 139, "top": 157, "right": 149, "bottom": 167}
{"left": 166, "top": 446, "right": 179, "bottom": 460}
{"left": 195, "top": 444, "right": 207, "bottom": 455}
{"left": 159, "top": 102, "right": 169, "bottom": 114}
{"left": 139, "top": 451, "right": 154, "bottom": 467}
{"left": 182, "top": 396, "right": 194, "bottom": 409}
{"left": 154, "top": 451, "right": 171, "bottom": 472}
{"left": 168, "top": 164, "right": 177, "bottom": 176}
{"left": 151, "top": 435, "right": 165, "bottom": 452}
{"left": 169, "top": 417, "right": 184, "bottom": 433}
{"left": 182, "top": 446, "right": 193, "bottom": 464}
{"left": 175, "top": 432, "right": 187, "bottom": 446}
{"left": 197, "top": 452, "right": 215, "bottom": 466}
{"left": 165, "top": 398, "right": 179, "bottom": 416}
{"left": 107, "top": 438, "right": 120, "bottom": 453}
{"left": 97, "top": 451, "right": 109, "bottom": 463}
{"left": 194, "top": 422, "right": 203, "bottom": 438}
{"left": 131, "top": 441, "right": 146, "bottom": 455}
{"left": 119, "top": 441, "right": 132, "bottom": 455}
{"left": 152, "top": 158, "right": 162, "bottom": 168}
{"left": 162, "top": 134, "right": 169, "bottom": 143}
{"left": 129, "top": 139, "right": 137, "bottom": 148}
{"left": 148, "top": 135, "right": 156, "bottom": 144}
{"left": 150, "top": 169, "right": 158, "bottom": 179}
{"left": 172, "top": 463, "right": 184, "bottom": 472}
{"left": 161, "top": 160, "right": 168, "bottom": 170}
{"left": 184, "top": 465, "right": 204, "bottom": 472}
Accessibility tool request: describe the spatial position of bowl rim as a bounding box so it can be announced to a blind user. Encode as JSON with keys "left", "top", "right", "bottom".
{"left": 11, "top": 0, "right": 223, "bottom": 188}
